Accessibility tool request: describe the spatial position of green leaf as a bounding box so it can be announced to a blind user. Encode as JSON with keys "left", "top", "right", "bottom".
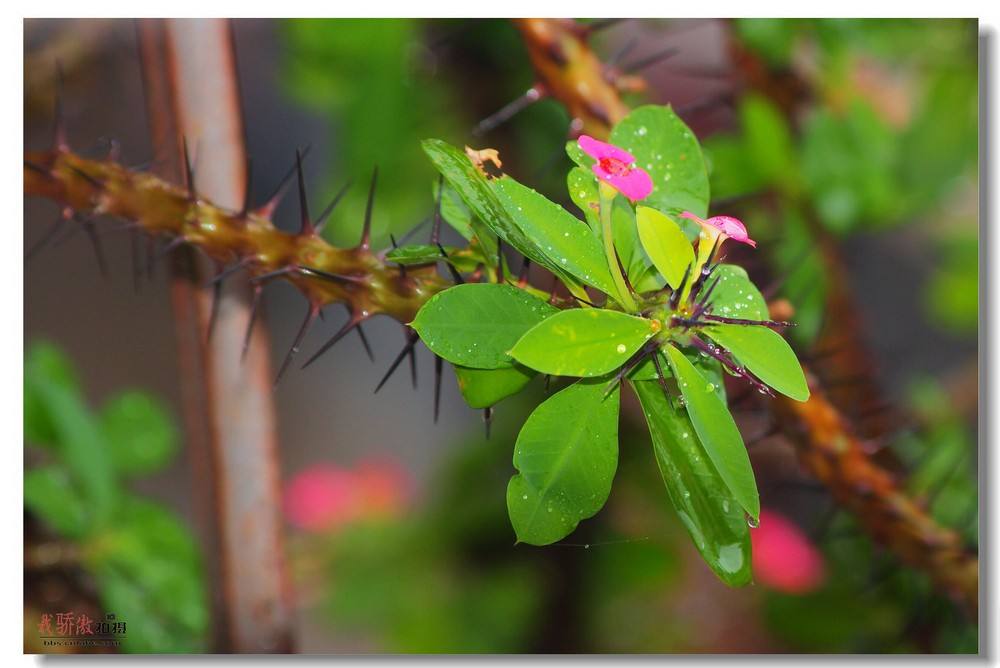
{"left": 567, "top": 166, "right": 600, "bottom": 226}
{"left": 24, "top": 345, "right": 116, "bottom": 528}
{"left": 704, "top": 324, "right": 810, "bottom": 401}
{"left": 412, "top": 283, "right": 558, "bottom": 369}
{"left": 610, "top": 105, "right": 710, "bottom": 218}
{"left": 91, "top": 495, "right": 207, "bottom": 652}
{"left": 491, "top": 177, "right": 617, "bottom": 296}
{"left": 664, "top": 345, "right": 759, "bottom": 519}
{"left": 507, "top": 378, "right": 620, "bottom": 545}
{"left": 421, "top": 139, "right": 582, "bottom": 290}
{"left": 101, "top": 391, "right": 179, "bottom": 477}
{"left": 24, "top": 342, "right": 81, "bottom": 446}
{"left": 635, "top": 206, "right": 695, "bottom": 290}
{"left": 700, "top": 264, "right": 768, "bottom": 320}
{"left": 632, "top": 381, "right": 752, "bottom": 586}
{"left": 510, "top": 309, "right": 660, "bottom": 377}
{"left": 630, "top": 349, "right": 726, "bottom": 403}
{"left": 24, "top": 467, "right": 89, "bottom": 538}
{"left": 454, "top": 364, "right": 536, "bottom": 409}
{"left": 565, "top": 139, "right": 594, "bottom": 169}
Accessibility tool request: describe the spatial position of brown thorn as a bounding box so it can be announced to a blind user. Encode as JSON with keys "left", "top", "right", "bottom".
{"left": 623, "top": 46, "right": 680, "bottom": 74}
{"left": 360, "top": 167, "right": 378, "bottom": 250}
{"left": 434, "top": 355, "right": 443, "bottom": 423}
{"left": 81, "top": 219, "right": 109, "bottom": 278}
{"left": 355, "top": 322, "right": 375, "bottom": 362}
{"left": 472, "top": 85, "right": 545, "bottom": 136}
{"left": 256, "top": 145, "right": 312, "bottom": 219}
{"left": 239, "top": 156, "right": 253, "bottom": 218}
{"left": 315, "top": 179, "right": 352, "bottom": 234}
{"left": 483, "top": 407, "right": 494, "bottom": 439}
{"left": 25, "top": 208, "right": 70, "bottom": 261}
{"left": 241, "top": 283, "right": 263, "bottom": 363}
{"left": 374, "top": 329, "right": 419, "bottom": 394}
{"left": 295, "top": 148, "right": 313, "bottom": 236}
{"left": 274, "top": 301, "right": 320, "bottom": 387}
{"left": 436, "top": 243, "right": 465, "bottom": 284}
{"left": 300, "top": 313, "right": 365, "bottom": 370}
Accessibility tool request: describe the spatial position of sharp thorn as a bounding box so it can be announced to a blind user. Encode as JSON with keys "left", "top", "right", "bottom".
{"left": 241, "top": 284, "right": 263, "bottom": 362}
{"left": 651, "top": 351, "right": 672, "bottom": 401}
{"left": 483, "top": 407, "right": 494, "bottom": 439}
{"left": 436, "top": 243, "right": 465, "bottom": 284}
{"left": 361, "top": 167, "right": 378, "bottom": 250}
{"left": 249, "top": 266, "right": 294, "bottom": 284}
{"left": 82, "top": 219, "right": 109, "bottom": 278}
{"left": 66, "top": 164, "right": 103, "bottom": 190}
{"left": 374, "top": 330, "right": 419, "bottom": 394}
{"left": 624, "top": 46, "right": 680, "bottom": 73}
{"left": 472, "top": 85, "right": 544, "bottom": 136}
{"left": 257, "top": 145, "right": 312, "bottom": 218}
{"left": 669, "top": 263, "right": 692, "bottom": 310}
{"left": 207, "top": 278, "right": 222, "bottom": 342}
{"left": 274, "top": 303, "right": 320, "bottom": 387}
{"left": 25, "top": 209, "right": 69, "bottom": 261}
{"left": 434, "top": 355, "right": 443, "bottom": 423}
{"left": 606, "top": 37, "right": 639, "bottom": 68}
{"left": 182, "top": 137, "right": 196, "bottom": 200}
{"left": 315, "top": 179, "right": 352, "bottom": 233}
{"left": 517, "top": 257, "right": 531, "bottom": 287}
{"left": 239, "top": 157, "right": 253, "bottom": 218}
{"left": 205, "top": 257, "right": 250, "bottom": 287}
{"left": 301, "top": 314, "right": 363, "bottom": 370}
{"left": 356, "top": 322, "right": 375, "bottom": 362}
{"left": 295, "top": 148, "right": 313, "bottom": 235}
{"left": 297, "top": 265, "right": 367, "bottom": 285}
{"left": 24, "top": 160, "right": 52, "bottom": 179}
{"left": 408, "top": 338, "right": 418, "bottom": 389}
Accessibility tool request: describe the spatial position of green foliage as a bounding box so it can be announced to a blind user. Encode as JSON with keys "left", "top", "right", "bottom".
{"left": 413, "top": 103, "right": 809, "bottom": 584}
{"left": 609, "top": 105, "right": 710, "bottom": 218}
{"left": 664, "top": 346, "right": 759, "bottom": 520}
{"left": 453, "top": 364, "right": 536, "bottom": 409}
{"left": 635, "top": 206, "right": 694, "bottom": 290}
{"left": 510, "top": 310, "right": 658, "bottom": 377}
{"left": 24, "top": 342, "right": 207, "bottom": 652}
{"left": 632, "top": 381, "right": 752, "bottom": 586}
{"left": 492, "top": 178, "right": 617, "bottom": 295}
{"left": 412, "top": 283, "right": 557, "bottom": 369}
{"left": 281, "top": 19, "right": 467, "bottom": 246}
{"left": 507, "top": 379, "right": 620, "bottom": 545}
{"left": 704, "top": 325, "right": 810, "bottom": 401}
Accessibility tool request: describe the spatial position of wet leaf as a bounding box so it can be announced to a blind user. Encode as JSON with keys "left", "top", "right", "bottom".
{"left": 632, "top": 380, "right": 752, "bottom": 586}
{"left": 507, "top": 378, "right": 620, "bottom": 545}
{"left": 635, "top": 206, "right": 695, "bottom": 290}
{"left": 453, "top": 364, "right": 536, "bottom": 409}
{"left": 702, "top": 264, "right": 769, "bottom": 320}
{"left": 705, "top": 324, "right": 810, "bottom": 401}
{"left": 665, "top": 345, "right": 759, "bottom": 519}
{"left": 510, "top": 309, "right": 659, "bottom": 377}
{"left": 491, "top": 177, "right": 617, "bottom": 296}
{"left": 412, "top": 283, "right": 557, "bottom": 369}
{"left": 610, "top": 105, "right": 710, "bottom": 218}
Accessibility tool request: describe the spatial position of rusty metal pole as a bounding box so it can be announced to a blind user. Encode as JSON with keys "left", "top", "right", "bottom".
{"left": 136, "top": 18, "right": 294, "bottom": 653}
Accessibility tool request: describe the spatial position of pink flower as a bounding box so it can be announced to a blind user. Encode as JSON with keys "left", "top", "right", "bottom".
{"left": 679, "top": 211, "right": 757, "bottom": 249}
{"left": 750, "top": 509, "right": 826, "bottom": 594}
{"left": 578, "top": 135, "right": 653, "bottom": 202}
{"left": 283, "top": 458, "right": 411, "bottom": 533}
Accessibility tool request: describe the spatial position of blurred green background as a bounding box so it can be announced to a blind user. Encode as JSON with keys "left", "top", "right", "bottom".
{"left": 24, "top": 18, "right": 977, "bottom": 653}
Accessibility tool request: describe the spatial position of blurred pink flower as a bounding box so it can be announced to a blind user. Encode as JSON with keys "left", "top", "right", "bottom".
{"left": 578, "top": 134, "right": 653, "bottom": 202}
{"left": 750, "top": 509, "right": 825, "bottom": 594}
{"left": 680, "top": 211, "right": 757, "bottom": 249}
{"left": 283, "top": 458, "right": 411, "bottom": 533}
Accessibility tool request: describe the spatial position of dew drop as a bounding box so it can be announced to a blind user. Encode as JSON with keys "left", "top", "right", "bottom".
{"left": 747, "top": 515, "right": 760, "bottom": 529}
{"left": 616, "top": 344, "right": 627, "bottom": 354}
